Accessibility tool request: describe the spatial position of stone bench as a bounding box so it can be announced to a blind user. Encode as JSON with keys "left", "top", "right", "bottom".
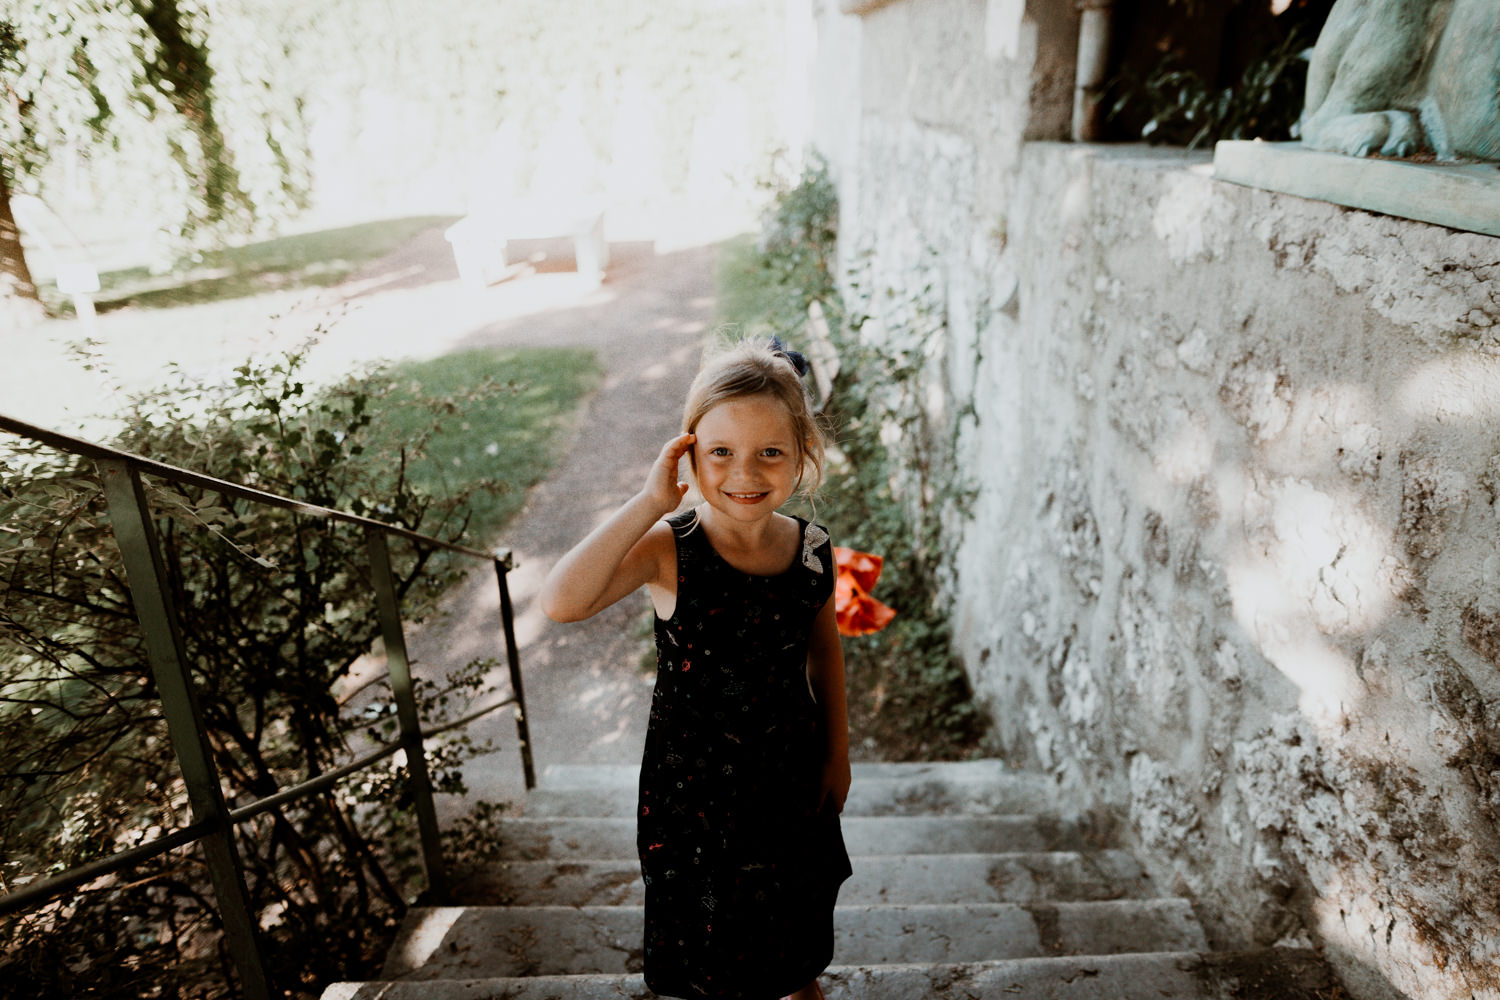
{"left": 444, "top": 200, "right": 609, "bottom": 289}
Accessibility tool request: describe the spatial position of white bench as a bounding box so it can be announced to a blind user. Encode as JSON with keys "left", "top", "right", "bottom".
{"left": 444, "top": 201, "right": 609, "bottom": 289}
{"left": 11, "top": 194, "right": 100, "bottom": 324}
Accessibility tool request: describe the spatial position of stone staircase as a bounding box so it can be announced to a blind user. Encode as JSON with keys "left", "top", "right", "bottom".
{"left": 322, "top": 761, "right": 1337, "bottom": 999}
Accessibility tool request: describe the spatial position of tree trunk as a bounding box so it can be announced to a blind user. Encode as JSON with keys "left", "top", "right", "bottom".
{"left": 0, "top": 163, "right": 48, "bottom": 329}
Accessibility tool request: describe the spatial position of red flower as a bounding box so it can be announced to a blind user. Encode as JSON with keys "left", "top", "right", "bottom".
{"left": 834, "top": 546, "right": 897, "bottom": 636}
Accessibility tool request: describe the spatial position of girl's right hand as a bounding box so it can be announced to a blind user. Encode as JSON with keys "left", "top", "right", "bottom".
{"left": 542, "top": 432, "right": 693, "bottom": 622}
{"left": 642, "top": 432, "right": 696, "bottom": 516}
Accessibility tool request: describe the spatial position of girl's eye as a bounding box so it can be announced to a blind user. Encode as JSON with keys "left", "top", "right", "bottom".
{"left": 761, "top": 448, "right": 784, "bottom": 458}
{"left": 709, "top": 446, "right": 731, "bottom": 457}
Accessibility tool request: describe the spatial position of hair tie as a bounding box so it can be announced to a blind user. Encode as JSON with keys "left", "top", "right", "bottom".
{"left": 769, "top": 336, "right": 810, "bottom": 379}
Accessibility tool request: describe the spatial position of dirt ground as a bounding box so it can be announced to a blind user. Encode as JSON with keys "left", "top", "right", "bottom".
{"left": 389, "top": 234, "right": 720, "bottom": 813}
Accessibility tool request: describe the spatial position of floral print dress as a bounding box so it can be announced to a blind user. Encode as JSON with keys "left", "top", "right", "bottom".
{"left": 638, "top": 510, "right": 852, "bottom": 1000}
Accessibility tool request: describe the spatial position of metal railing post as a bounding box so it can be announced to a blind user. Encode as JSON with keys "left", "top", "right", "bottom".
{"left": 96, "top": 458, "right": 273, "bottom": 1000}
{"left": 364, "top": 527, "right": 449, "bottom": 901}
{"left": 494, "top": 556, "right": 537, "bottom": 790}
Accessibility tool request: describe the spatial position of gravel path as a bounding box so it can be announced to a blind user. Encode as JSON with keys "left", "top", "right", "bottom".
{"left": 389, "top": 235, "right": 718, "bottom": 813}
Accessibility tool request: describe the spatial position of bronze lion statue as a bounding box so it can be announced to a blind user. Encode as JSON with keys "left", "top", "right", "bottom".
{"left": 1301, "top": 0, "right": 1500, "bottom": 162}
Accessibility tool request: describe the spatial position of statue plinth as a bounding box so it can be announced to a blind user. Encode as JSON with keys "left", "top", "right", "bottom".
{"left": 1213, "top": 140, "right": 1500, "bottom": 239}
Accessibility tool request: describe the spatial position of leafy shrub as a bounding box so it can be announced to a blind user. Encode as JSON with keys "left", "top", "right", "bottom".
{"left": 823, "top": 292, "right": 988, "bottom": 760}
{"left": 0, "top": 348, "right": 534, "bottom": 997}
{"left": 756, "top": 152, "right": 840, "bottom": 321}
{"left": 716, "top": 152, "right": 843, "bottom": 345}
{"left": 734, "top": 157, "right": 986, "bottom": 760}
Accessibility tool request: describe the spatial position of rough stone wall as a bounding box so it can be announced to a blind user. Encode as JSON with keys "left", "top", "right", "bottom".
{"left": 984, "top": 144, "right": 1500, "bottom": 1000}
{"left": 812, "top": 3, "right": 1500, "bottom": 999}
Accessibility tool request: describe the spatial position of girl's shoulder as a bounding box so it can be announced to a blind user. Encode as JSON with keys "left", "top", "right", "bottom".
{"left": 636, "top": 516, "right": 682, "bottom": 571}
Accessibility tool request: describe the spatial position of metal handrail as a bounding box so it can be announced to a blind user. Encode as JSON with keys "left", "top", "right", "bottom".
{"left": 0, "top": 414, "right": 505, "bottom": 562}
{"left": 0, "top": 697, "right": 519, "bottom": 921}
{"left": 0, "top": 413, "right": 538, "bottom": 1000}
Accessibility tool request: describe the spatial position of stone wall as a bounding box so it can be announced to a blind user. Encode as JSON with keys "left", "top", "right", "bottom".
{"left": 812, "top": 2, "right": 1500, "bottom": 998}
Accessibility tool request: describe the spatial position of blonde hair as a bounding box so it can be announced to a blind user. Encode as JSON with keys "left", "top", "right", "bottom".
{"left": 682, "top": 337, "right": 828, "bottom": 498}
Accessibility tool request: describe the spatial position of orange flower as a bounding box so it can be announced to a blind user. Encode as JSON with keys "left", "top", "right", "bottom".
{"left": 833, "top": 546, "right": 897, "bottom": 636}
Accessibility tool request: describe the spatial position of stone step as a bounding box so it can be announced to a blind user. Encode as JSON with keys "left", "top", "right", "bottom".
{"left": 325, "top": 948, "right": 1338, "bottom": 1000}
{"left": 489, "top": 815, "right": 1084, "bottom": 862}
{"left": 538, "top": 759, "right": 1030, "bottom": 789}
{"left": 380, "top": 901, "right": 1206, "bottom": 979}
{"left": 523, "top": 773, "right": 1057, "bottom": 818}
{"left": 454, "top": 850, "right": 1154, "bottom": 907}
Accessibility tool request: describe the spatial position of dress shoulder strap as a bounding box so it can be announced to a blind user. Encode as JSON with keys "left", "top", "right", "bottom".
{"left": 666, "top": 508, "right": 700, "bottom": 536}
{"left": 665, "top": 508, "right": 705, "bottom": 566}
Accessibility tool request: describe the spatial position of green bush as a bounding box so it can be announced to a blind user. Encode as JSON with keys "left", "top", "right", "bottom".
{"left": 0, "top": 346, "right": 588, "bottom": 997}
{"left": 725, "top": 157, "right": 986, "bottom": 760}
{"left": 822, "top": 302, "right": 988, "bottom": 761}
{"left": 755, "top": 153, "right": 840, "bottom": 325}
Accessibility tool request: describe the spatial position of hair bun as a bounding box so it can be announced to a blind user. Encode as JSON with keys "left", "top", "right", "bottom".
{"left": 769, "top": 336, "right": 810, "bottom": 379}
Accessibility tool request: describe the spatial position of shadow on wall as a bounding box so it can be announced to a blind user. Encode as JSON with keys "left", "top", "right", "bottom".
{"left": 1099, "top": 161, "right": 1495, "bottom": 1000}
{"left": 939, "top": 145, "right": 1499, "bottom": 1000}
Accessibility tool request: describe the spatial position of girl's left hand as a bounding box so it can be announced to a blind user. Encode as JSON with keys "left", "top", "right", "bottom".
{"left": 820, "top": 754, "right": 852, "bottom": 813}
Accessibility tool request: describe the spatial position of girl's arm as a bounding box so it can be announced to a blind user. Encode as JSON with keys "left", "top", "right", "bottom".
{"left": 539, "top": 432, "right": 695, "bottom": 623}
{"left": 807, "top": 592, "right": 851, "bottom": 812}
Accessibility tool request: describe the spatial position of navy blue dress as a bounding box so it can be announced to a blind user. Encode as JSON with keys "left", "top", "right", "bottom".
{"left": 638, "top": 510, "right": 852, "bottom": 999}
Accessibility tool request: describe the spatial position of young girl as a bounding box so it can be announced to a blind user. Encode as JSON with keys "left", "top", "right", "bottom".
{"left": 540, "top": 338, "right": 852, "bottom": 1000}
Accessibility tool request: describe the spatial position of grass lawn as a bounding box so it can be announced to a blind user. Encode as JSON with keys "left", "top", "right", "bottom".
{"left": 712, "top": 231, "right": 823, "bottom": 345}
{"left": 373, "top": 347, "right": 602, "bottom": 545}
{"left": 25, "top": 213, "right": 602, "bottom": 548}
{"left": 40, "top": 215, "right": 456, "bottom": 316}
{"left": 713, "top": 233, "right": 781, "bottom": 333}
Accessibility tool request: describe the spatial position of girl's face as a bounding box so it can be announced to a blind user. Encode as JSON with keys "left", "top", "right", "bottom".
{"left": 692, "top": 394, "right": 801, "bottom": 523}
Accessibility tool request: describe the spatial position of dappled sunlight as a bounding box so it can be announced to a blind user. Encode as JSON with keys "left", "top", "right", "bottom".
{"left": 1060, "top": 154, "right": 1095, "bottom": 226}
{"left": 1309, "top": 869, "right": 1409, "bottom": 975}
{"left": 639, "top": 360, "right": 679, "bottom": 383}
{"left": 1241, "top": 477, "right": 1395, "bottom": 631}
{"left": 1398, "top": 352, "right": 1500, "bottom": 422}
{"left": 1176, "top": 366, "right": 1411, "bottom": 727}
{"left": 1130, "top": 348, "right": 1499, "bottom": 989}
{"left": 507, "top": 559, "right": 554, "bottom": 651}
{"left": 1229, "top": 582, "right": 1360, "bottom": 724}
{"left": 586, "top": 710, "right": 638, "bottom": 747}
{"left": 1213, "top": 441, "right": 1397, "bottom": 721}
{"left": 386, "top": 907, "right": 461, "bottom": 975}
{"left": 1152, "top": 416, "right": 1215, "bottom": 484}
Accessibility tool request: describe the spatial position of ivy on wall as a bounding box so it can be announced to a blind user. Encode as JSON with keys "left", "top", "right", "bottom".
{"left": 743, "top": 157, "right": 988, "bottom": 759}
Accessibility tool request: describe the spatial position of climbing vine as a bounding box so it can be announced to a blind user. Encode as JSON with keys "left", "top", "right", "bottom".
{"left": 825, "top": 256, "right": 986, "bottom": 760}
{"left": 737, "top": 158, "right": 987, "bottom": 760}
